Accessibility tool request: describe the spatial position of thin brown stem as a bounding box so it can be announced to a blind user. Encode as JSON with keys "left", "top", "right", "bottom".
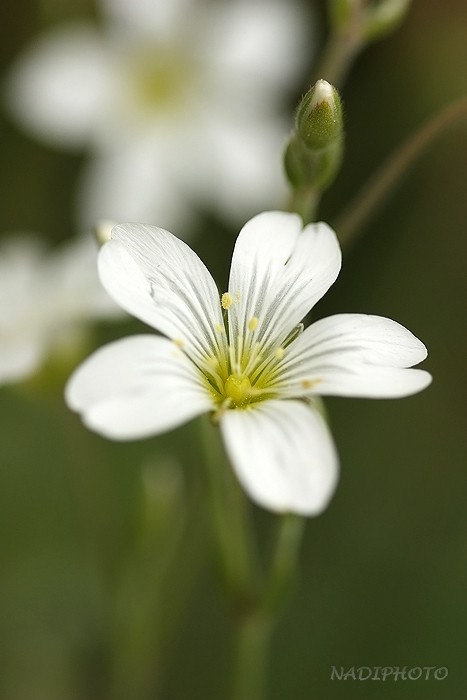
{"left": 334, "top": 96, "right": 467, "bottom": 249}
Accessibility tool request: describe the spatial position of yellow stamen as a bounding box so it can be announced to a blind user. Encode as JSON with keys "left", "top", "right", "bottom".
{"left": 275, "top": 347, "right": 284, "bottom": 360}
{"left": 301, "top": 379, "right": 319, "bottom": 390}
{"left": 221, "top": 292, "right": 233, "bottom": 309}
{"left": 248, "top": 317, "right": 259, "bottom": 332}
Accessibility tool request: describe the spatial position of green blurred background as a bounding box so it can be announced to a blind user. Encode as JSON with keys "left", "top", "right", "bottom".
{"left": 1, "top": 0, "right": 467, "bottom": 698}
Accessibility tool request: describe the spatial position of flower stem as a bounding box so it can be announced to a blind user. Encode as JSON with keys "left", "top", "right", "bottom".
{"left": 312, "top": 0, "right": 368, "bottom": 89}
{"left": 262, "top": 514, "right": 306, "bottom": 615}
{"left": 232, "top": 612, "right": 272, "bottom": 700}
{"left": 231, "top": 515, "right": 305, "bottom": 700}
{"left": 199, "top": 415, "right": 259, "bottom": 607}
{"left": 288, "top": 187, "right": 320, "bottom": 225}
{"left": 334, "top": 96, "right": 467, "bottom": 249}
{"left": 312, "top": 28, "right": 363, "bottom": 88}
{"left": 109, "top": 460, "right": 205, "bottom": 700}
{"left": 198, "top": 417, "right": 306, "bottom": 699}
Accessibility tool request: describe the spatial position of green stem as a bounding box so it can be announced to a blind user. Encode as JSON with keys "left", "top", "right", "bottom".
{"left": 231, "top": 515, "right": 305, "bottom": 700}
{"left": 232, "top": 612, "right": 272, "bottom": 700}
{"left": 199, "top": 415, "right": 259, "bottom": 607}
{"left": 312, "top": 0, "right": 368, "bottom": 89}
{"left": 109, "top": 465, "right": 205, "bottom": 700}
{"left": 262, "top": 514, "right": 306, "bottom": 615}
{"left": 199, "top": 417, "right": 307, "bottom": 700}
{"left": 288, "top": 186, "right": 320, "bottom": 224}
{"left": 334, "top": 96, "right": 467, "bottom": 249}
{"left": 312, "top": 28, "right": 363, "bottom": 88}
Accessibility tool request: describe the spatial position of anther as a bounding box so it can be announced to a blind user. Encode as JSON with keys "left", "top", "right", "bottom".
{"left": 221, "top": 292, "right": 233, "bottom": 309}
{"left": 301, "top": 379, "right": 319, "bottom": 390}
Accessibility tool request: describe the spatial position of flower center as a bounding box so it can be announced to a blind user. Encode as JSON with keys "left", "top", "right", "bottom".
{"left": 194, "top": 298, "right": 304, "bottom": 413}
{"left": 200, "top": 315, "right": 286, "bottom": 411}
{"left": 224, "top": 374, "right": 252, "bottom": 407}
{"left": 125, "top": 45, "right": 195, "bottom": 113}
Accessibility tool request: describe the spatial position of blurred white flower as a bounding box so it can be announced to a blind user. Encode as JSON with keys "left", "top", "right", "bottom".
{"left": 66, "top": 212, "right": 431, "bottom": 515}
{"left": 0, "top": 233, "right": 119, "bottom": 385}
{"left": 4, "top": 0, "right": 310, "bottom": 232}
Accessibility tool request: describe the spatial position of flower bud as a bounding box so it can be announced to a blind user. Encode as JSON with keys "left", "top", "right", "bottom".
{"left": 296, "top": 79, "right": 343, "bottom": 152}
{"left": 93, "top": 219, "right": 116, "bottom": 247}
{"left": 312, "top": 139, "right": 343, "bottom": 190}
{"left": 284, "top": 134, "right": 312, "bottom": 189}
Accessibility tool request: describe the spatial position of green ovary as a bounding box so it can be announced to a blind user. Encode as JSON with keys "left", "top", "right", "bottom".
{"left": 224, "top": 374, "right": 252, "bottom": 407}
{"left": 200, "top": 326, "right": 284, "bottom": 409}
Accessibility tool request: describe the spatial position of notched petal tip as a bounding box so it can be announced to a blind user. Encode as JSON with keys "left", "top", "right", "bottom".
{"left": 220, "top": 400, "right": 339, "bottom": 517}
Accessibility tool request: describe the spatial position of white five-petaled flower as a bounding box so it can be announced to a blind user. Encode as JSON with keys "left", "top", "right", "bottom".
{"left": 4, "top": 0, "right": 308, "bottom": 233}
{"left": 66, "top": 212, "right": 432, "bottom": 515}
{"left": 0, "top": 233, "right": 120, "bottom": 385}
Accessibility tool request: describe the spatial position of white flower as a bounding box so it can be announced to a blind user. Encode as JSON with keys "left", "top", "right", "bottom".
{"left": 4, "top": 0, "right": 309, "bottom": 232}
{"left": 0, "top": 233, "right": 119, "bottom": 385}
{"left": 65, "top": 211, "right": 431, "bottom": 515}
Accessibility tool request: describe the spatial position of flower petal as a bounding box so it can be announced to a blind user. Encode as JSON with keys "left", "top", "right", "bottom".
{"left": 98, "top": 223, "right": 226, "bottom": 365}
{"left": 203, "top": 0, "right": 310, "bottom": 93}
{"left": 65, "top": 335, "right": 212, "bottom": 440}
{"left": 277, "top": 314, "right": 432, "bottom": 398}
{"left": 43, "top": 234, "right": 120, "bottom": 322}
{"left": 4, "top": 23, "right": 113, "bottom": 149}
{"left": 0, "top": 338, "right": 46, "bottom": 385}
{"left": 76, "top": 149, "right": 193, "bottom": 233}
{"left": 200, "top": 118, "right": 289, "bottom": 223}
{"left": 99, "top": 0, "right": 193, "bottom": 38}
{"left": 220, "top": 399, "right": 339, "bottom": 515}
{"left": 227, "top": 212, "right": 341, "bottom": 352}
